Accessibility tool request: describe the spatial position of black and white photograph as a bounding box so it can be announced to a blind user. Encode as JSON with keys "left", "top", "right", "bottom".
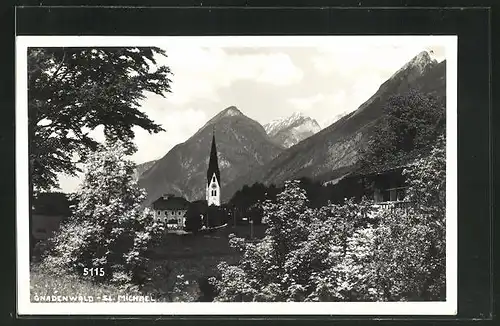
{"left": 17, "top": 35, "right": 457, "bottom": 315}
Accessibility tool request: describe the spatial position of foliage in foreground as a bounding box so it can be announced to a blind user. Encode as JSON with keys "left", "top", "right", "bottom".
{"left": 213, "top": 138, "right": 446, "bottom": 302}
{"left": 29, "top": 47, "right": 173, "bottom": 192}
{"left": 32, "top": 254, "right": 239, "bottom": 303}
{"left": 30, "top": 263, "right": 142, "bottom": 302}
{"left": 42, "top": 142, "right": 165, "bottom": 289}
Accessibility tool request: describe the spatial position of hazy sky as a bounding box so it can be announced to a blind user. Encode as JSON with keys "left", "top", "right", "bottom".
{"left": 57, "top": 38, "right": 446, "bottom": 193}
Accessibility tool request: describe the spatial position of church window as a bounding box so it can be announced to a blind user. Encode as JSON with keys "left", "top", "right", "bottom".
{"left": 211, "top": 189, "right": 217, "bottom": 196}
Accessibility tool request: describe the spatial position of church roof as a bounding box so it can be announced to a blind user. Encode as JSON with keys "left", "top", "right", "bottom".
{"left": 207, "top": 131, "right": 221, "bottom": 186}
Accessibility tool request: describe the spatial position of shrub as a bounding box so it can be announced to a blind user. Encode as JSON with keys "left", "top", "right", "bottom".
{"left": 42, "top": 141, "right": 165, "bottom": 288}
{"left": 213, "top": 139, "right": 446, "bottom": 302}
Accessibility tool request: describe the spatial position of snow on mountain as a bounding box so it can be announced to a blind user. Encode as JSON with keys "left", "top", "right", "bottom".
{"left": 264, "top": 112, "right": 321, "bottom": 148}
{"left": 222, "top": 51, "right": 446, "bottom": 202}
{"left": 386, "top": 51, "right": 439, "bottom": 89}
{"left": 138, "top": 106, "right": 283, "bottom": 204}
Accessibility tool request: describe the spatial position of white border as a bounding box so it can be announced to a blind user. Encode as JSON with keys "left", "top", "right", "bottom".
{"left": 16, "top": 35, "right": 457, "bottom": 316}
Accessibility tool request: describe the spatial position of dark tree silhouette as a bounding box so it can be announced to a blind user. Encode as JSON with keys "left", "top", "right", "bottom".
{"left": 229, "top": 182, "right": 280, "bottom": 225}
{"left": 184, "top": 205, "right": 203, "bottom": 233}
{"left": 29, "top": 47, "right": 173, "bottom": 192}
{"left": 358, "top": 89, "right": 445, "bottom": 168}
{"left": 28, "top": 47, "right": 173, "bottom": 255}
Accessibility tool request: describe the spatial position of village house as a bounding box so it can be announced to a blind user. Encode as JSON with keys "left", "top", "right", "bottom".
{"left": 339, "top": 147, "right": 431, "bottom": 210}
{"left": 150, "top": 194, "right": 190, "bottom": 230}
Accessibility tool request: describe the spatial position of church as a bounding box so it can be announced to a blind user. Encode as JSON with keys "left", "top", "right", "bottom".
{"left": 206, "top": 128, "right": 221, "bottom": 207}
{"left": 150, "top": 127, "right": 221, "bottom": 230}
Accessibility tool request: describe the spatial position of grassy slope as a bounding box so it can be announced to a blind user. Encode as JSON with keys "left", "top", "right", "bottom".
{"left": 31, "top": 225, "right": 265, "bottom": 302}
{"left": 30, "top": 263, "right": 142, "bottom": 302}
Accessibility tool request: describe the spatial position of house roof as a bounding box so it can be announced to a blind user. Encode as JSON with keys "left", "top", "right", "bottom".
{"left": 151, "top": 196, "right": 190, "bottom": 210}
{"left": 350, "top": 146, "right": 432, "bottom": 177}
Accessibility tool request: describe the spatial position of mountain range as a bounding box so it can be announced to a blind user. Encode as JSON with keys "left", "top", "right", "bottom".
{"left": 137, "top": 106, "right": 284, "bottom": 204}
{"left": 221, "top": 51, "right": 446, "bottom": 201}
{"left": 133, "top": 161, "right": 157, "bottom": 182}
{"left": 136, "top": 50, "right": 446, "bottom": 204}
{"left": 133, "top": 111, "right": 321, "bottom": 184}
{"left": 264, "top": 112, "right": 321, "bottom": 148}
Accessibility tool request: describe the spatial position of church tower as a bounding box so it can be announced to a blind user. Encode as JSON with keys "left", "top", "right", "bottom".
{"left": 206, "top": 127, "right": 221, "bottom": 206}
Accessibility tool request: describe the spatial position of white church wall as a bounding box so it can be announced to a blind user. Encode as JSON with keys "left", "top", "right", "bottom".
{"left": 207, "top": 173, "right": 221, "bottom": 207}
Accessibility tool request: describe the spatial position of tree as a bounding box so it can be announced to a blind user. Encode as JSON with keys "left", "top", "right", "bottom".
{"left": 228, "top": 182, "right": 279, "bottom": 224}
{"left": 359, "top": 89, "right": 445, "bottom": 167}
{"left": 42, "top": 141, "right": 165, "bottom": 288}
{"left": 298, "top": 177, "right": 331, "bottom": 208}
{"left": 400, "top": 135, "right": 446, "bottom": 299}
{"left": 206, "top": 205, "right": 225, "bottom": 228}
{"left": 404, "top": 135, "right": 446, "bottom": 222}
{"left": 184, "top": 204, "right": 203, "bottom": 233}
{"left": 214, "top": 180, "right": 313, "bottom": 301}
{"left": 28, "top": 47, "right": 172, "bottom": 192}
{"left": 32, "top": 191, "right": 74, "bottom": 218}
{"left": 213, "top": 182, "right": 376, "bottom": 302}
{"left": 358, "top": 136, "right": 446, "bottom": 301}
{"left": 213, "top": 153, "right": 446, "bottom": 302}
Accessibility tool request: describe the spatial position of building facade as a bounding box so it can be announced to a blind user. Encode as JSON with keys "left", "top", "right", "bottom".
{"left": 151, "top": 194, "right": 190, "bottom": 230}
{"left": 149, "top": 130, "right": 222, "bottom": 232}
{"left": 338, "top": 147, "right": 431, "bottom": 210}
{"left": 206, "top": 129, "right": 221, "bottom": 207}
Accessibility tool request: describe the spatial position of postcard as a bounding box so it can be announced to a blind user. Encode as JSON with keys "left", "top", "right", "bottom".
{"left": 17, "top": 35, "right": 457, "bottom": 315}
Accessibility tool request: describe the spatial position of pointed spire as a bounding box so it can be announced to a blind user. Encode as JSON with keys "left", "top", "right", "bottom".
{"left": 207, "top": 126, "right": 221, "bottom": 186}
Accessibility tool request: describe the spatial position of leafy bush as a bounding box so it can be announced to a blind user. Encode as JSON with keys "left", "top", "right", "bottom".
{"left": 213, "top": 140, "right": 446, "bottom": 302}
{"left": 367, "top": 136, "right": 445, "bottom": 301}
{"left": 42, "top": 141, "right": 165, "bottom": 288}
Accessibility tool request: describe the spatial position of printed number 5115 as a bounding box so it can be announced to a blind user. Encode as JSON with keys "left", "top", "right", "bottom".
{"left": 83, "top": 267, "right": 104, "bottom": 276}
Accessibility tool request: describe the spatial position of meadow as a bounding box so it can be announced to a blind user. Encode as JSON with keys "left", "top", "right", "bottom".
{"left": 31, "top": 224, "right": 266, "bottom": 302}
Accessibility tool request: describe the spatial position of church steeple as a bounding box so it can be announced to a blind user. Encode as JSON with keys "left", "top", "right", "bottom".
{"left": 207, "top": 127, "right": 221, "bottom": 186}
{"left": 206, "top": 127, "right": 221, "bottom": 207}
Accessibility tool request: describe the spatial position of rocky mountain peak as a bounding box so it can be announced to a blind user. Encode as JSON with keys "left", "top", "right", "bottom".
{"left": 410, "top": 51, "right": 438, "bottom": 71}
{"left": 138, "top": 105, "right": 283, "bottom": 204}
{"left": 264, "top": 112, "right": 321, "bottom": 148}
{"left": 265, "top": 112, "right": 319, "bottom": 134}
{"left": 223, "top": 51, "right": 446, "bottom": 202}
{"left": 289, "top": 111, "right": 305, "bottom": 120}
{"left": 217, "top": 106, "right": 243, "bottom": 118}
{"left": 390, "top": 51, "right": 437, "bottom": 79}
{"left": 197, "top": 106, "right": 250, "bottom": 136}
